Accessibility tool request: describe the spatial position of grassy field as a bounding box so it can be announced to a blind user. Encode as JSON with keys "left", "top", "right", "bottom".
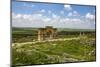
{"left": 12, "top": 27, "right": 96, "bottom": 66}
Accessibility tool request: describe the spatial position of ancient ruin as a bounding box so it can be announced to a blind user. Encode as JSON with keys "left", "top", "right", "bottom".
{"left": 38, "top": 26, "right": 57, "bottom": 41}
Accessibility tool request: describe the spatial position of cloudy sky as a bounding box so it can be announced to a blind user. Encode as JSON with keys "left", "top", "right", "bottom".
{"left": 12, "top": 1, "right": 96, "bottom": 29}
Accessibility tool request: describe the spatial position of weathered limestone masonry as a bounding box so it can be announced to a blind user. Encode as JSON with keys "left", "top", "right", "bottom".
{"left": 38, "top": 26, "right": 57, "bottom": 41}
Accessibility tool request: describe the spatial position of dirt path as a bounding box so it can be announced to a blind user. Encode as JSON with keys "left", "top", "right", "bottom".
{"left": 12, "top": 37, "right": 80, "bottom": 47}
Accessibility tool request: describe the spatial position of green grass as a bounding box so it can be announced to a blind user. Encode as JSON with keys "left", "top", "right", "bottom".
{"left": 12, "top": 38, "right": 96, "bottom": 65}
{"left": 12, "top": 27, "right": 96, "bottom": 65}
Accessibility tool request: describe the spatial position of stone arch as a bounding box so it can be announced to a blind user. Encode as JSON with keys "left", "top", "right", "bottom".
{"left": 38, "top": 26, "right": 57, "bottom": 41}
{"left": 45, "top": 28, "right": 54, "bottom": 39}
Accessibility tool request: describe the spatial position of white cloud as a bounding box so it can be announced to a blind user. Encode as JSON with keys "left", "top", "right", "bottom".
{"left": 73, "top": 11, "right": 78, "bottom": 15}
{"left": 40, "top": 9, "right": 45, "bottom": 13}
{"left": 68, "top": 11, "right": 80, "bottom": 17}
{"left": 60, "top": 11, "right": 64, "bottom": 14}
{"left": 64, "top": 5, "right": 72, "bottom": 11}
{"left": 12, "top": 13, "right": 45, "bottom": 27}
{"left": 44, "top": 17, "right": 51, "bottom": 22}
{"left": 71, "top": 18, "right": 81, "bottom": 22}
{"left": 48, "top": 10, "right": 52, "bottom": 14}
{"left": 12, "top": 13, "right": 95, "bottom": 29}
{"left": 85, "top": 13, "right": 95, "bottom": 20}
{"left": 68, "top": 12, "right": 72, "bottom": 16}
{"left": 15, "top": 14, "right": 22, "bottom": 18}
{"left": 31, "top": 4, "right": 35, "bottom": 7}
{"left": 52, "top": 14, "right": 59, "bottom": 18}
{"left": 35, "top": 14, "right": 42, "bottom": 17}
{"left": 85, "top": 13, "right": 95, "bottom": 26}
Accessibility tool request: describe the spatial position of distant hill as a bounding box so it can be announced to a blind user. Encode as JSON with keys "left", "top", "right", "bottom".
{"left": 12, "top": 27, "right": 38, "bottom": 31}
{"left": 57, "top": 28, "right": 95, "bottom": 32}
{"left": 12, "top": 27, "right": 95, "bottom": 32}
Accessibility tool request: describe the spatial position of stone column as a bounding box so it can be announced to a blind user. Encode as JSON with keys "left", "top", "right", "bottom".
{"left": 50, "top": 33, "right": 53, "bottom": 39}
{"left": 38, "top": 30, "right": 41, "bottom": 41}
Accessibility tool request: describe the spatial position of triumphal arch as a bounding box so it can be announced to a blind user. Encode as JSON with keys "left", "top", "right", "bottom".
{"left": 38, "top": 26, "right": 57, "bottom": 41}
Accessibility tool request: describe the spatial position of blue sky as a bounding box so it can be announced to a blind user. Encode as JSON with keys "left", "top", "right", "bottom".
{"left": 12, "top": 1, "right": 96, "bottom": 29}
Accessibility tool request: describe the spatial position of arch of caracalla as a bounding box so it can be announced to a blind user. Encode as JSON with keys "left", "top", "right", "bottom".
{"left": 38, "top": 26, "right": 57, "bottom": 41}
